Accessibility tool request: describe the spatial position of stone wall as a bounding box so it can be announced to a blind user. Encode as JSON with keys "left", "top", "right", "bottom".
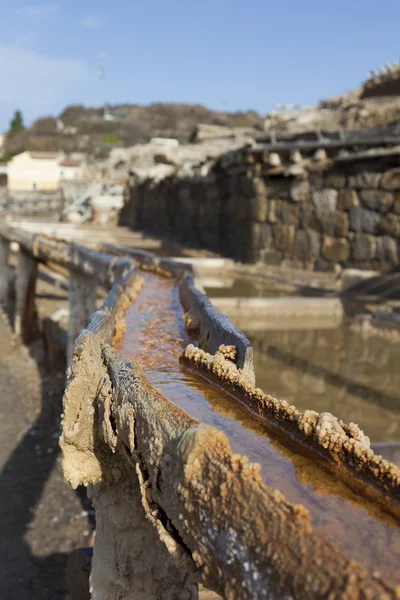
{"left": 122, "top": 148, "right": 400, "bottom": 270}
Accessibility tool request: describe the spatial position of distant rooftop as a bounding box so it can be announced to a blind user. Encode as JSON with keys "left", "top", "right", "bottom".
{"left": 59, "top": 159, "right": 81, "bottom": 167}
{"left": 29, "top": 152, "right": 60, "bottom": 160}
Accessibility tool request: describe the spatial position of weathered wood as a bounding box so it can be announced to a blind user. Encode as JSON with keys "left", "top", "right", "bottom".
{"left": 60, "top": 254, "right": 400, "bottom": 600}
{"left": 67, "top": 271, "right": 97, "bottom": 362}
{"left": 179, "top": 271, "right": 255, "bottom": 384}
{"left": 91, "top": 455, "right": 198, "bottom": 600}
{"left": 0, "top": 237, "right": 12, "bottom": 319}
{"left": 14, "top": 249, "right": 38, "bottom": 344}
{"left": 97, "top": 347, "right": 397, "bottom": 600}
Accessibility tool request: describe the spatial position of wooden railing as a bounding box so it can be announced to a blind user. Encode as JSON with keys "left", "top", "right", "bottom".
{"left": 0, "top": 225, "right": 399, "bottom": 600}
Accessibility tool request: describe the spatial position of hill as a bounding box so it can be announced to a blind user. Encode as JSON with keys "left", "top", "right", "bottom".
{"left": 2, "top": 103, "right": 263, "bottom": 159}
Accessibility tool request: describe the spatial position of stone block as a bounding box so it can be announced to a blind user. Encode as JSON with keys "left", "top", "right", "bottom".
{"left": 293, "top": 230, "right": 321, "bottom": 261}
{"left": 309, "top": 172, "right": 324, "bottom": 190}
{"left": 394, "top": 193, "right": 400, "bottom": 214}
{"left": 299, "top": 202, "right": 315, "bottom": 229}
{"left": 281, "top": 203, "right": 300, "bottom": 226}
{"left": 338, "top": 189, "right": 359, "bottom": 211}
{"left": 268, "top": 199, "right": 282, "bottom": 224}
{"left": 359, "top": 190, "right": 393, "bottom": 212}
{"left": 321, "top": 236, "right": 350, "bottom": 263}
{"left": 348, "top": 172, "right": 382, "bottom": 189}
{"left": 253, "top": 176, "right": 268, "bottom": 197}
{"left": 240, "top": 174, "right": 255, "bottom": 197}
{"left": 249, "top": 196, "right": 268, "bottom": 222}
{"left": 312, "top": 189, "right": 339, "bottom": 234}
{"left": 324, "top": 171, "right": 346, "bottom": 189}
{"left": 380, "top": 168, "right": 400, "bottom": 190}
{"left": 250, "top": 222, "right": 272, "bottom": 260}
{"left": 349, "top": 207, "right": 380, "bottom": 234}
{"left": 272, "top": 223, "right": 295, "bottom": 253}
{"left": 379, "top": 213, "right": 400, "bottom": 238}
{"left": 314, "top": 207, "right": 348, "bottom": 237}
{"left": 333, "top": 211, "right": 349, "bottom": 237}
{"left": 351, "top": 234, "right": 377, "bottom": 261}
{"left": 290, "top": 178, "right": 309, "bottom": 202}
{"left": 312, "top": 189, "right": 338, "bottom": 211}
{"left": 375, "top": 235, "right": 399, "bottom": 265}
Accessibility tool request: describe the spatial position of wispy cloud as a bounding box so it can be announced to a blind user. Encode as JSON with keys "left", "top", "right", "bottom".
{"left": 80, "top": 15, "right": 102, "bottom": 29}
{"left": 16, "top": 3, "right": 59, "bottom": 20}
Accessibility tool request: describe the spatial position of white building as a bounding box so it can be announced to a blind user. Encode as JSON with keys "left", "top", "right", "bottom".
{"left": 7, "top": 151, "right": 86, "bottom": 195}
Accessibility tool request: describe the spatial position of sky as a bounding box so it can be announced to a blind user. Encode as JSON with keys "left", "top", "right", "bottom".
{"left": 1, "top": 0, "right": 400, "bottom": 131}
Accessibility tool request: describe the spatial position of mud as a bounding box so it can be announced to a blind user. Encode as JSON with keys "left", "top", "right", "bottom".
{"left": 119, "top": 271, "right": 400, "bottom": 588}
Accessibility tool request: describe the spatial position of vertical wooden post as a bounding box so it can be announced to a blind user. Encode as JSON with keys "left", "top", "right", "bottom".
{"left": 90, "top": 459, "right": 198, "bottom": 600}
{"left": 0, "top": 237, "right": 11, "bottom": 314}
{"left": 68, "top": 271, "right": 97, "bottom": 362}
{"left": 14, "top": 248, "right": 38, "bottom": 344}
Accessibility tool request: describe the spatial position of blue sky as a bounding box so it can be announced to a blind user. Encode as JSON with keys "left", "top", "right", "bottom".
{"left": 1, "top": 0, "right": 399, "bottom": 131}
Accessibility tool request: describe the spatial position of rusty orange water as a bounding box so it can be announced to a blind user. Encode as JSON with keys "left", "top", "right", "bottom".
{"left": 119, "top": 272, "right": 400, "bottom": 585}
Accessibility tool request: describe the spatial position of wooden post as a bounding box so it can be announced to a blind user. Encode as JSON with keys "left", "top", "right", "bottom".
{"left": 14, "top": 248, "right": 38, "bottom": 344}
{"left": 90, "top": 460, "right": 198, "bottom": 600}
{"left": 67, "top": 271, "right": 97, "bottom": 362}
{"left": 0, "top": 237, "right": 11, "bottom": 314}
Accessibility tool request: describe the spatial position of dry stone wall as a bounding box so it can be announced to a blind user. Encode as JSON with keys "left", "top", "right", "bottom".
{"left": 122, "top": 148, "right": 400, "bottom": 271}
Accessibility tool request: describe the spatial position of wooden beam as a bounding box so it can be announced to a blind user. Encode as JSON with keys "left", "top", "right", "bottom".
{"left": 14, "top": 249, "right": 38, "bottom": 344}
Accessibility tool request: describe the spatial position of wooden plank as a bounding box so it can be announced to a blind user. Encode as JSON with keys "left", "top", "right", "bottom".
{"left": 14, "top": 249, "right": 38, "bottom": 344}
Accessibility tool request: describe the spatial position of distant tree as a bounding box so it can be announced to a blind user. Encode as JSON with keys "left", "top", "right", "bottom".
{"left": 9, "top": 110, "right": 25, "bottom": 134}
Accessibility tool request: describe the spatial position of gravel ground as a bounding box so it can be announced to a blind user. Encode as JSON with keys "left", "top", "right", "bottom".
{"left": 0, "top": 307, "right": 92, "bottom": 599}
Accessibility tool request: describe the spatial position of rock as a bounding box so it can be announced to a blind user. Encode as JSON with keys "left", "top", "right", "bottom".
{"left": 379, "top": 213, "right": 400, "bottom": 238}
{"left": 321, "top": 236, "right": 350, "bottom": 262}
{"left": 349, "top": 207, "right": 380, "bottom": 234}
{"left": 309, "top": 172, "right": 324, "bottom": 190}
{"left": 348, "top": 172, "right": 381, "bottom": 189}
{"left": 250, "top": 222, "right": 272, "bottom": 260}
{"left": 394, "top": 193, "right": 400, "bottom": 214}
{"left": 281, "top": 203, "right": 300, "bottom": 226}
{"left": 312, "top": 189, "right": 338, "bottom": 212}
{"left": 325, "top": 171, "right": 346, "bottom": 189}
{"left": 290, "top": 150, "right": 303, "bottom": 163}
{"left": 240, "top": 174, "right": 256, "bottom": 197}
{"left": 338, "top": 189, "right": 359, "bottom": 211}
{"left": 290, "top": 178, "right": 309, "bottom": 202}
{"left": 267, "top": 199, "right": 282, "bottom": 224}
{"left": 359, "top": 190, "right": 393, "bottom": 212}
{"left": 269, "top": 153, "right": 281, "bottom": 166}
{"left": 314, "top": 148, "right": 327, "bottom": 162}
{"left": 253, "top": 176, "right": 268, "bottom": 197}
{"left": 351, "top": 234, "right": 377, "bottom": 261}
{"left": 380, "top": 168, "right": 400, "bottom": 190}
{"left": 333, "top": 211, "right": 349, "bottom": 237}
{"left": 299, "top": 202, "right": 315, "bottom": 229}
{"left": 312, "top": 189, "right": 338, "bottom": 234}
{"left": 250, "top": 196, "right": 268, "bottom": 222}
{"left": 272, "top": 224, "right": 295, "bottom": 253}
{"left": 375, "top": 236, "right": 399, "bottom": 265}
{"left": 293, "top": 230, "right": 321, "bottom": 261}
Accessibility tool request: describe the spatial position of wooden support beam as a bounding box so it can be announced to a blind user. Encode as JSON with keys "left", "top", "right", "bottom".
{"left": 0, "top": 237, "right": 12, "bottom": 316}
{"left": 67, "top": 271, "right": 97, "bottom": 362}
{"left": 14, "top": 248, "right": 38, "bottom": 344}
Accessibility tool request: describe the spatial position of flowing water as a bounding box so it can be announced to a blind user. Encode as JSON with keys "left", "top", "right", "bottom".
{"left": 119, "top": 272, "right": 400, "bottom": 585}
